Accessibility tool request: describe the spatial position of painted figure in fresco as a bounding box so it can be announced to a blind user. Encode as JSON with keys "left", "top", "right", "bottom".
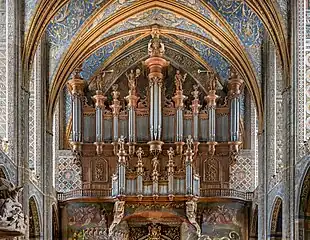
{"left": 175, "top": 70, "right": 187, "bottom": 91}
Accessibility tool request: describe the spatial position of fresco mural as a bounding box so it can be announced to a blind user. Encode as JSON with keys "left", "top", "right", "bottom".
{"left": 198, "top": 202, "right": 247, "bottom": 240}
{"left": 61, "top": 202, "right": 113, "bottom": 240}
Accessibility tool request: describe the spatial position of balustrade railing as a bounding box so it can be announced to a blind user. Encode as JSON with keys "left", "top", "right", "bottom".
{"left": 57, "top": 188, "right": 253, "bottom": 201}
{"left": 200, "top": 188, "right": 254, "bottom": 200}
{"left": 57, "top": 189, "right": 112, "bottom": 201}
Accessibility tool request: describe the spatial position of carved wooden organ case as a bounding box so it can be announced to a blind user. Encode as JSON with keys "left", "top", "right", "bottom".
{"left": 66, "top": 33, "right": 245, "bottom": 198}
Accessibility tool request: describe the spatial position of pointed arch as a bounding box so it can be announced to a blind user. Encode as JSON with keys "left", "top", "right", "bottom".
{"left": 270, "top": 197, "right": 283, "bottom": 240}
{"left": 29, "top": 196, "right": 41, "bottom": 239}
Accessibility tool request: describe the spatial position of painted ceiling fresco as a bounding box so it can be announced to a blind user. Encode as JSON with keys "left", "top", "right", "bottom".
{"left": 44, "top": 0, "right": 267, "bottom": 85}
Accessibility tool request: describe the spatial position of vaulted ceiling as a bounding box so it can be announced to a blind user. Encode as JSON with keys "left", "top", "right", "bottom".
{"left": 23, "top": 0, "right": 290, "bottom": 131}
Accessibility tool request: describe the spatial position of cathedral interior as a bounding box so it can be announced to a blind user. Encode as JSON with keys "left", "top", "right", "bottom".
{"left": 0, "top": 0, "right": 309, "bottom": 239}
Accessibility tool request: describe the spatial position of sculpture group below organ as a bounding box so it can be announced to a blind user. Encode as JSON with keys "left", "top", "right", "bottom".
{"left": 66, "top": 27, "right": 245, "bottom": 198}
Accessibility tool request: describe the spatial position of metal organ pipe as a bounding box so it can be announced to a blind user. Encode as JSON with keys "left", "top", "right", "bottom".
{"left": 67, "top": 68, "right": 85, "bottom": 153}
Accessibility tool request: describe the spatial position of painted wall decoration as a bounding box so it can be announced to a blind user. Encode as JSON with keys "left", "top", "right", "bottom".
{"left": 100, "top": 9, "right": 214, "bottom": 41}
{"left": 80, "top": 35, "right": 138, "bottom": 80}
{"left": 199, "top": 202, "right": 247, "bottom": 240}
{"left": 61, "top": 202, "right": 113, "bottom": 240}
{"left": 56, "top": 155, "right": 82, "bottom": 192}
{"left": 175, "top": 35, "right": 230, "bottom": 81}
{"left": 206, "top": 0, "right": 264, "bottom": 78}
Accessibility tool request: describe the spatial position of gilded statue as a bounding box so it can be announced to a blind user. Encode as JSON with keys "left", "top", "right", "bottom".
{"left": 175, "top": 70, "right": 187, "bottom": 91}
{"left": 152, "top": 156, "right": 159, "bottom": 173}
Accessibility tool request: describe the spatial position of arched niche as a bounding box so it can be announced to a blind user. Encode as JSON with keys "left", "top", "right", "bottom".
{"left": 270, "top": 197, "right": 283, "bottom": 240}
{"left": 29, "top": 196, "right": 41, "bottom": 240}
{"left": 298, "top": 167, "right": 310, "bottom": 239}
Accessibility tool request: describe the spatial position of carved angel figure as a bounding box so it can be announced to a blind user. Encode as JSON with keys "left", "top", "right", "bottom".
{"left": 0, "top": 178, "right": 26, "bottom": 233}
{"left": 175, "top": 70, "right": 187, "bottom": 91}
{"left": 207, "top": 72, "right": 217, "bottom": 91}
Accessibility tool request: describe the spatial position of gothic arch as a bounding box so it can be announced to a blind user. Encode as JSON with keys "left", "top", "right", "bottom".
{"left": 29, "top": 196, "right": 41, "bottom": 239}
{"left": 270, "top": 197, "right": 283, "bottom": 240}
{"left": 298, "top": 166, "right": 310, "bottom": 239}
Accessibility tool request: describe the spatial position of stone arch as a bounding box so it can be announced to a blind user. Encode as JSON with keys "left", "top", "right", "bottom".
{"left": 249, "top": 204, "right": 258, "bottom": 240}
{"left": 298, "top": 166, "right": 310, "bottom": 239}
{"left": 270, "top": 197, "right": 283, "bottom": 240}
{"left": 29, "top": 196, "right": 41, "bottom": 239}
{"left": 52, "top": 204, "right": 60, "bottom": 239}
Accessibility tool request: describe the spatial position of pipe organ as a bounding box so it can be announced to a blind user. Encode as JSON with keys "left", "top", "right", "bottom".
{"left": 68, "top": 30, "right": 245, "bottom": 199}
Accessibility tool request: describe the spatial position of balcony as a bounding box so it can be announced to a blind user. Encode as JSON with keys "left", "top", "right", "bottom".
{"left": 57, "top": 188, "right": 253, "bottom": 202}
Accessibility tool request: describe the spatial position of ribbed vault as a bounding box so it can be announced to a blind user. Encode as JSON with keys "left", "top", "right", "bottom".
{"left": 22, "top": 0, "right": 290, "bottom": 132}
